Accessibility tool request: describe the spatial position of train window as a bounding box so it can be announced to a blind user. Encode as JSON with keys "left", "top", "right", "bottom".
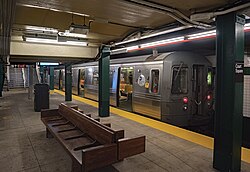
{"left": 79, "top": 69, "right": 85, "bottom": 94}
{"left": 150, "top": 69, "right": 159, "bottom": 93}
{"left": 207, "top": 67, "right": 215, "bottom": 89}
{"left": 171, "top": 67, "right": 188, "bottom": 94}
{"left": 119, "top": 67, "right": 133, "bottom": 102}
{"left": 92, "top": 70, "right": 99, "bottom": 85}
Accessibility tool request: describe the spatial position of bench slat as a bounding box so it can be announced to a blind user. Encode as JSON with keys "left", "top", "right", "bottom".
{"left": 59, "top": 104, "right": 115, "bottom": 144}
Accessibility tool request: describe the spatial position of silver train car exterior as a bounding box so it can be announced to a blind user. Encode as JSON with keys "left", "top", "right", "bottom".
{"left": 54, "top": 52, "right": 214, "bottom": 127}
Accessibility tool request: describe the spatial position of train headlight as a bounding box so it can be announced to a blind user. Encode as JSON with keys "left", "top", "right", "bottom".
{"left": 183, "top": 105, "right": 188, "bottom": 111}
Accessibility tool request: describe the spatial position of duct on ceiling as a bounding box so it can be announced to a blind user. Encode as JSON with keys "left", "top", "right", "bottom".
{"left": 0, "top": 0, "right": 17, "bottom": 63}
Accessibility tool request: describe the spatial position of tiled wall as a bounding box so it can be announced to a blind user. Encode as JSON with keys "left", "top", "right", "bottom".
{"left": 243, "top": 75, "right": 250, "bottom": 117}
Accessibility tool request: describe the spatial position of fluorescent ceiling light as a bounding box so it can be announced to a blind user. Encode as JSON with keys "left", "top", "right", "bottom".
{"left": 40, "top": 62, "right": 59, "bottom": 66}
{"left": 187, "top": 30, "right": 216, "bottom": 40}
{"left": 111, "top": 45, "right": 139, "bottom": 54}
{"left": 64, "top": 41, "right": 87, "bottom": 46}
{"left": 141, "top": 26, "right": 192, "bottom": 39}
{"left": 140, "top": 36, "right": 184, "bottom": 48}
{"left": 25, "top": 37, "right": 87, "bottom": 46}
{"left": 25, "top": 26, "right": 58, "bottom": 33}
{"left": 111, "top": 47, "right": 127, "bottom": 54}
{"left": 58, "top": 30, "right": 87, "bottom": 38}
{"left": 26, "top": 37, "right": 58, "bottom": 43}
{"left": 114, "top": 38, "right": 139, "bottom": 46}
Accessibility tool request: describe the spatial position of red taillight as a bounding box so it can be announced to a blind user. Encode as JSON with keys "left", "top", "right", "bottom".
{"left": 207, "top": 95, "right": 212, "bottom": 100}
{"left": 183, "top": 97, "right": 188, "bottom": 104}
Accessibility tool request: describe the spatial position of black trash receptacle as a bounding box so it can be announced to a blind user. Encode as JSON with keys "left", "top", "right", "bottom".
{"left": 34, "top": 84, "right": 49, "bottom": 112}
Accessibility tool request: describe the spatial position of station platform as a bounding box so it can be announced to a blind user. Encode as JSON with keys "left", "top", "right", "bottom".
{"left": 0, "top": 89, "right": 249, "bottom": 172}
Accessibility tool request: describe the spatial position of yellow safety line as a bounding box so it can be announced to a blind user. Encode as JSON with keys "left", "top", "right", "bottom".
{"left": 53, "top": 89, "right": 250, "bottom": 163}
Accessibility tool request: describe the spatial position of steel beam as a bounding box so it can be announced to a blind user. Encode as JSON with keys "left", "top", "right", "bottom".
{"left": 213, "top": 13, "right": 245, "bottom": 172}
{"left": 98, "top": 46, "right": 110, "bottom": 117}
{"left": 65, "top": 64, "right": 72, "bottom": 101}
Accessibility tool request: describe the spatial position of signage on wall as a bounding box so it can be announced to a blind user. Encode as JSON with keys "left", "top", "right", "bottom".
{"left": 235, "top": 61, "right": 244, "bottom": 82}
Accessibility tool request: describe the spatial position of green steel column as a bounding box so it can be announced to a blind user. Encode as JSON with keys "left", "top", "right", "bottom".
{"left": 98, "top": 46, "right": 110, "bottom": 117}
{"left": 213, "top": 13, "right": 245, "bottom": 172}
{"left": 65, "top": 64, "right": 72, "bottom": 101}
{"left": 49, "top": 67, "right": 54, "bottom": 90}
{"left": 40, "top": 66, "right": 44, "bottom": 83}
{"left": 0, "top": 62, "right": 4, "bottom": 97}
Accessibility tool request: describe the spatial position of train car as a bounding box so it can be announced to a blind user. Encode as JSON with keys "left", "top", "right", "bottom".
{"left": 73, "top": 63, "right": 119, "bottom": 106}
{"left": 54, "top": 51, "right": 214, "bottom": 127}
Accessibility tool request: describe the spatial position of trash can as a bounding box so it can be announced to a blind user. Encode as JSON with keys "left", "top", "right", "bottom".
{"left": 34, "top": 84, "right": 49, "bottom": 112}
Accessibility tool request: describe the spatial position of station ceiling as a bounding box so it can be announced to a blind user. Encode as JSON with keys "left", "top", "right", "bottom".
{"left": 14, "top": 0, "right": 232, "bottom": 44}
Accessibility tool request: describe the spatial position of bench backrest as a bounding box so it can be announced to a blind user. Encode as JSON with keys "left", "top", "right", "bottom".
{"left": 58, "top": 103, "right": 115, "bottom": 144}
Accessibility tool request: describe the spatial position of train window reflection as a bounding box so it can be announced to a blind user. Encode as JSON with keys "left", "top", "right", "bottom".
{"left": 119, "top": 67, "right": 133, "bottom": 101}
{"left": 92, "top": 70, "right": 99, "bottom": 85}
{"left": 151, "top": 69, "right": 159, "bottom": 93}
{"left": 79, "top": 69, "right": 85, "bottom": 97}
{"left": 207, "top": 68, "right": 215, "bottom": 89}
{"left": 171, "top": 67, "right": 188, "bottom": 94}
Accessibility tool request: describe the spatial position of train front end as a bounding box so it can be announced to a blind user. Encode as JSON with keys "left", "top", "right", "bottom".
{"left": 161, "top": 52, "right": 214, "bottom": 127}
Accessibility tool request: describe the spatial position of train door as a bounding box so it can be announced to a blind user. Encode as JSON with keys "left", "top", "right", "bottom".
{"left": 118, "top": 67, "right": 133, "bottom": 111}
{"left": 192, "top": 65, "right": 205, "bottom": 115}
{"left": 78, "top": 69, "right": 85, "bottom": 97}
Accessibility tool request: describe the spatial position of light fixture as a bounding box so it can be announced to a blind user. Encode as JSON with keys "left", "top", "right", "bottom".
{"left": 140, "top": 26, "right": 192, "bottom": 39}
{"left": 25, "top": 37, "right": 58, "bottom": 43}
{"left": 25, "top": 26, "right": 58, "bottom": 33}
{"left": 111, "top": 22, "right": 250, "bottom": 55}
{"left": 25, "top": 37, "right": 87, "bottom": 46}
{"left": 58, "top": 30, "right": 87, "bottom": 38}
{"left": 40, "top": 62, "right": 59, "bottom": 66}
{"left": 114, "top": 38, "right": 139, "bottom": 46}
{"left": 111, "top": 46, "right": 139, "bottom": 54}
{"left": 63, "top": 41, "right": 87, "bottom": 46}
{"left": 140, "top": 36, "right": 185, "bottom": 48}
{"left": 187, "top": 30, "right": 216, "bottom": 40}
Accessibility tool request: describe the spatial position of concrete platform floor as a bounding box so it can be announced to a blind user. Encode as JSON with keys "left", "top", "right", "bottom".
{"left": 0, "top": 89, "right": 249, "bottom": 172}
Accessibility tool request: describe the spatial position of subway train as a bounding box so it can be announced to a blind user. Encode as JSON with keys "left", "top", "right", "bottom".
{"left": 54, "top": 52, "right": 214, "bottom": 127}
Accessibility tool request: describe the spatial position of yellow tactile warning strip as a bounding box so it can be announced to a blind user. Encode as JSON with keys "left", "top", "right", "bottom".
{"left": 53, "top": 89, "right": 250, "bottom": 163}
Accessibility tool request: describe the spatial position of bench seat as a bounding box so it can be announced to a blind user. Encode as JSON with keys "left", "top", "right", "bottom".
{"left": 41, "top": 103, "right": 145, "bottom": 172}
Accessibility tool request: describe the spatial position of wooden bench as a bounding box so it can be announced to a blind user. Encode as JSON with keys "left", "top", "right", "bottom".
{"left": 41, "top": 103, "right": 146, "bottom": 172}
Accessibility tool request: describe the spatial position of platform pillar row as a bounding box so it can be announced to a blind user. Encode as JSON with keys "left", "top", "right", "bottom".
{"left": 49, "top": 67, "right": 54, "bottom": 90}
{"left": 213, "top": 12, "right": 245, "bottom": 172}
{"left": 98, "top": 46, "right": 110, "bottom": 117}
{"left": 65, "top": 64, "right": 72, "bottom": 101}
